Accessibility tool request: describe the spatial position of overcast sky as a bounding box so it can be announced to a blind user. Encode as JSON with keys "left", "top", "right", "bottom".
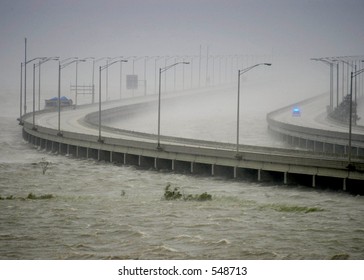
{"left": 1, "top": 0, "right": 363, "bottom": 93}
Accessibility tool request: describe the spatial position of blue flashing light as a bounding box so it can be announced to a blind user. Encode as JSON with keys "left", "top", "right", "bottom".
{"left": 292, "top": 106, "right": 301, "bottom": 116}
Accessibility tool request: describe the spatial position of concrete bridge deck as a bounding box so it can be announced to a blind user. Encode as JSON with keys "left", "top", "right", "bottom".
{"left": 21, "top": 89, "right": 364, "bottom": 194}
{"left": 267, "top": 93, "right": 364, "bottom": 156}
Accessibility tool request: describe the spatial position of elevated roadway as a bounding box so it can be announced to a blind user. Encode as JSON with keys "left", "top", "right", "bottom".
{"left": 21, "top": 88, "right": 364, "bottom": 194}
{"left": 267, "top": 93, "right": 364, "bottom": 156}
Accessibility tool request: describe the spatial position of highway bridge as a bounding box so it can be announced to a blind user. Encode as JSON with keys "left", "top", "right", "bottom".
{"left": 20, "top": 88, "right": 364, "bottom": 195}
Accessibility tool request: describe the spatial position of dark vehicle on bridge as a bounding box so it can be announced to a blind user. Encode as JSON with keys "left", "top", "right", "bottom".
{"left": 45, "top": 96, "right": 73, "bottom": 108}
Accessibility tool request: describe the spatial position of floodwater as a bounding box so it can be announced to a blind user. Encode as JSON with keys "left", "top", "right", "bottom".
{"left": 0, "top": 89, "right": 363, "bottom": 260}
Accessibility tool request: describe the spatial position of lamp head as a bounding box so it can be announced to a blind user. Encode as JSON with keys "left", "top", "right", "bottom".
{"left": 264, "top": 63, "right": 272, "bottom": 66}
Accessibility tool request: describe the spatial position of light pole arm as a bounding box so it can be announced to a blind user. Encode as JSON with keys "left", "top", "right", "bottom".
{"left": 239, "top": 63, "right": 271, "bottom": 76}
{"left": 97, "top": 59, "right": 128, "bottom": 142}
{"left": 353, "top": 67, "right": 364, "bottom": 78}
{"left": 236, "top": 62, "right": 271, "bottom": 155}
{"left": 157, "top": 61, "right": 190, "bottom": 149}
{"left": 60, "top": 57, "right": 78, "bottom": 64}
{"left": 39, "top": 56, "right": 59, "bottom": 65}
{"left": 161, "top": 62, "right": 190, "bottom": 73}
{"left": 26, "top": 57, "right": 47, "bottom": 65}
{"left": 311, "top": 58, "right": 337, "bottom": 67}
{"left": 332, "top": 59, "right": 353, "bottom": 68}
{"left": 60, "top": 59, "right": 85, "bottom": 69}
{"left": 100, "top": 59, "right": 128, "bottom": 71}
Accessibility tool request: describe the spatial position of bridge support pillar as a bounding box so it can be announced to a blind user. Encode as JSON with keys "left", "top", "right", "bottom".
{"left": 312, "top": 175, "right": 316, "bottom": 188}
{"left": 284, "top": 172, "right": 288, "bottom": 185}
{"left": 343, "top": 178, "right": 347, "bottom": 191}
{"left": 233, "top": 167, "right": 237, "bottom": 179}
{"left": 211, "top": 164, "right": 215, "bottom": 176}
{"left": 258, "top": 169, "right": 261, "bottom": 182}
{"left": 171, "top": 160, "right": 175, "bottom": 171}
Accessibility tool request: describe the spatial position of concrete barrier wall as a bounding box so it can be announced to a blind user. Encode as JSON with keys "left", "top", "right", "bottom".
{"left": 266, "top": 94, "right": 364, "bottom": 156}
{"left": 20, "top": 95, "right": 364, "bottom": 194}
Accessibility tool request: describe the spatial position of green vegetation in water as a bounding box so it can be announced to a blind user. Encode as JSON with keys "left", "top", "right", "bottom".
{"left": 164, "top": 184, "right": 212, "bottom": 201}
{"left": 0, "top": 193, "right": 54, "bottom": 200}
{"left": 261, "top": 203, "right": 324, "bottom": 213}
{"left": 0, "top": 195, "right": 15, "bottom": 200}
{"left": 330, "top": 253, "right": 349, "bottom": 260}
{"left": 27, "top": 193, "right": 54, "bottom": 200}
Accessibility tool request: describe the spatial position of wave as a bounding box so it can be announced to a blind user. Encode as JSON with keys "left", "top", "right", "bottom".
{"left": 259, "top": 203, "right": 324, "bottom": 213}
{"left": 137, "top": 244, "right": 191, "bottom": 259}
{"left": 211, "top": 239, "right": 231, "bottom": 245}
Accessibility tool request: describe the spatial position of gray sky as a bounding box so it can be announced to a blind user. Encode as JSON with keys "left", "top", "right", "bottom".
{"left": 1, "top": 0, "right": 363, "bottom": 93}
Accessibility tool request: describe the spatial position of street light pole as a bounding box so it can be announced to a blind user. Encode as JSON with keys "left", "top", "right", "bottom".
{"left": 106, "top": 56, "right": 123, "bottom": 101}
{"left": 311, "top": 58, "right": 337, "bottom": 112}
{"left": 23, "top": 56, "right": 47, "bottom": 115}
{"left": 154, "top": 56, "right": 163, "bottom": 94}
{"left": 57, "top": 61, "right": 61, "bottom": 135}
{"left": 236, "top": 63, "right": 272, "bottom": 157}
{"left": 74, "top": 57, "right": 93, "bottom": 106}
{"left": 75, "top": 60, "right": 79, "bottom": 105}
{"left": 24, "top": 38, "right": 27, "bottom": 115}
{"left": 132, "top": 56, "right": 144, "bottom": 95}
{"left": 336, "top": 63, "right": 339, "bottom": 107}
{"left": 32, "top": 63, "right": 36, "bottom": 129}
{"left": 92, "top": 57, "right": 109, "bottom": 104}
{"left": 19, "top": 62, "right": 23, "bottom": 124}
{"left": 119, "top": 58, "right": 131, "bottom": 99}
{"left": 144, "top": 56, "right": 155, "bottom": 96}
{"left": 98, "top": 59, "right": 128, "bottom": 142}
{"left": 336, "top": 58, "right": 355, "bottom": 92}
{"left": 37, "top": 57, "right": 59, "bottom": 111}
{"left": 190, "top": 56, "right": 196, "bottom": 89}
{"left": 157, "top": 62, "right": 190, "bottom": 149}
{"left": 157, "top": 67, "right": 162, "bottom": 148}
{"left": 164, "top": 56, "right": 174, "bottom": 92}
{"left": 57, "top": 58, "right": 85, "bottom": 136}
{"left": 99, "top": 65, "right": 102, "bottom": 142}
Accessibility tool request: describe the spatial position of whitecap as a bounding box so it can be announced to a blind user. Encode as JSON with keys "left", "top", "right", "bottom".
{"left": 213, "top": 239, "right": 231, "bottom": 245}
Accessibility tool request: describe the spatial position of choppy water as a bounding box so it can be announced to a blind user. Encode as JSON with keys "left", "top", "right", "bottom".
{"left": 1, "top": 90, "right": 363, "bottom": 260}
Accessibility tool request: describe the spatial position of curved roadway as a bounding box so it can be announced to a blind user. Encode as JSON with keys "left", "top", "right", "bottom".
{"left": 22, "top": 88, "right": 364, "bottom": 166}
